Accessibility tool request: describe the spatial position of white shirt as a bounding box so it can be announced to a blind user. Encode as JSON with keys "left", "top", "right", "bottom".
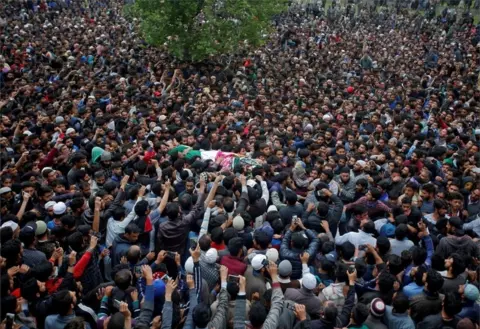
{"left": 334, "top": 229, "right": 377, "bottom": 248}
{"left": 105, "top": 198, "right": 139, "bottom": 247}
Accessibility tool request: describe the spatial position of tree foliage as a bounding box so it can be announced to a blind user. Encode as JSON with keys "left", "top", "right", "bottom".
{"left": 130, "top": 0, "right": 288, "bottom": 61}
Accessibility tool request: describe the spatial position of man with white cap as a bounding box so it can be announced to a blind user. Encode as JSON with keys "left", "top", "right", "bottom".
{"left": 44, "top": 201, "right": 57, "bottom": 228}
{"left": 284, "top": 272, "right": 322, "bottom": 318}
{"left": 199, "top": 247, "right": 219, "bottom": 290}
{"left": 351, "top": 159, "right": 368, "bottom": 181}
{"left": 1, "top": 220, "right": 20, "bottom": 238}
{"left": 244, "top": 254, "right": 268, "bottom": 300}
{"left": 48, "top": 201, "right": 66, "bottom": 229}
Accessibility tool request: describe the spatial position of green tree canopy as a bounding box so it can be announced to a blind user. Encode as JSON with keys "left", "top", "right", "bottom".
{"left": 130, "top": 0, "right": 288, "bottom": 62}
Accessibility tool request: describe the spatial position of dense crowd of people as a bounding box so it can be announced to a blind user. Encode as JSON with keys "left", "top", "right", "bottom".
{"left": 0, "top": 0, "right": 480, "bottom": 329}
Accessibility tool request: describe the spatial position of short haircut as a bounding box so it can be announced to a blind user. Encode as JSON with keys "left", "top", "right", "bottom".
{"left": 351, "top": 303, "right": 369, "bottom": 325}
{"left": 52, "top": 290, "right": 74, "bottom": 316}
{"left": 426, "top": 268, "right": 444, "bottom": 293}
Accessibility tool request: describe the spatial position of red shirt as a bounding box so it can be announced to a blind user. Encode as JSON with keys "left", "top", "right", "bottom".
{"left": 219, "top": 255, "right": 247, "bottom": 276}
{"left": 211, "top": 242, "right": 225, "bottom": 251}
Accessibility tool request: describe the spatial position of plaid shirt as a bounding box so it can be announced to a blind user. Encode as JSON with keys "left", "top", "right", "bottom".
{"left": 200, "top": 253, "right": 219, "bottom": 290}
{"left": 22, "top": 248, "right": 47, "bottom": 268}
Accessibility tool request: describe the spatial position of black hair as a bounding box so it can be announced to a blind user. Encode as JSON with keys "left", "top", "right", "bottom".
{"left": 223, "top": 197, "right": 235, "bottom": 213}
{"left": 433, "top": 199, "right": 447, "bottom": 210}
{"left": 443, "top": 292, "right": 462, "bottom": 318}
{"left": 112, "top": 207, "right": 126, "bottom": 221}
{"left": 1, "top": 296, "right": 17, "bottom": 320}
{"left": 52, "top": 290, "right": 74, "bottom": 316}
{"left": 376, "top": 236, "right": 391, "bottom": 256}
{"left": 223, "top": 227, "right": 238, "bottom": 246}
{"left": 352, "top": 303, "right": 369, "bottom": 325}
{"left": 227, "top": 237, "right": 244, "bottom": 256}
{"left": 317, "top": 201, "right": 329, "bottom": 218}
{"left": 362, "top": 220, "right": 376, "bottom": 234}
{"left": 32, "top": 261, "right": 54, "bottom": 282}
{"left": 0, "top": 226, "right": 13, "bottom": 243}
{"left": 351, "top": 204, "right": 368, "bottom": 217}
{"left": 125, "top": 223, "right": 140, "bottom": 235}
{"left": 71, "top": 153, "right": 86, "bottom": 165}
{"left": 392, "top": 292, "right": 409, "bottom": 313}
{"left": 369, "top": 187, "right": 381, "bottom": 200}
{"left": 411, "top": 246, "right": 427, "bottom": 266}
{"left": 179, "top": 194, "right": 193, "bottom": 211}
{"left": 192, "top": 303, "right": 212, "bottom": 328}
{"left": 395, "top": 224, "right": 408, "bottom": 241}
{"left": 401, "top": 196, "right": 412, "bottom": 205}
{"left": 70, "top": 198, "right": 85, "bottom": 212}
{"left": 38, "top": 185, "right": 53, "bottom": 197}
{"left": 135, "top": 161, "right": 148, "bottom": 175}
{"left": 414, "top": 265, "right": 427, "bottom": 286}
{"left": 108, "top": 312, "right": 126, "bottom": 329}
{"left": 422, "top": 183, "right": 436, "bottom": 194}
{"left": 322, "top": 241, "right": 335, "bottom": 255}
{"left": 449, "top": 253, "right": 466, "bottom": 277}
{"left": 1, "top": 239, "right": 21, "bottom": 268}
{"left": 165, "top": 203, "right": 180, "bottom": 220}
{"left": 387, "top": 254, "right": 404, "bottom": 275}
{"left": 323, "top": 302, "right": 338, "bottom": 322}
{"left": 114, "top": 269, "right": 133, "bottom": 291}
{"left": 66, "top": 232, "right": 85, "bottom": 253}
{"left": 61, "top": 215, "right": 76, "bottom": 229}
{"left": 210, "top": 227, "right": 224, "bottom": 244}
{"left": 134, "top": 200, "right": 149, "bottom": 216}
{"left": 227, "top": 282, "right": 240, "bottom": 299}
{"left": 335, "top": 263, "right": 349, "bottom": 283}
{"left": 338, "top": 241, "right": 355, "bottom": 260}
{"left": 249, "top": 302, "right": 268, "bottom": 328}
{"left": 150, "top": 182, "right": 162, "bottom": 196}
{"left": 378, "top": 271, "right": 396, "bottom": 293}
{"left": 199, "top": 234, "right": 212, "bottom": 252}
{"left": 254, "top": 230, "right": 271, "bottom": 250}
{"left": 426, "top": 268, "right": 444, "bottom": 293}
{"left": 285, "top": 190, "right": 297, "bottom": 205}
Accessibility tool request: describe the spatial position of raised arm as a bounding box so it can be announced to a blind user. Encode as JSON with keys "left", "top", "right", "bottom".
{"left": 103, "top": 175, "right": 130, "bottom": 220}
{"left": 183, "top": 274, "right": 198, "bottom": 329}
{"left": 92, "top": 197, "right": 102, "bottom": 233}
{"left": 204, "top": 175, "right": 223, "bottom": 208}
{"left": 208, "top": 265, "right": 229, "bottom": 329}
{"left": 160, "top": 279, "right": 177, "bottom": 329}
{"left": 234, "top": 276, "right": 247, "bottom": 329}
{"left": 199, "top": 201, "right": 215, "bottom": 238}
{"left": 256, "top": 176, "right": 270, "bottom": 205}
{"left": 337, "top": 269, "right": 358, "bottom": 327}
{"left": 235, "top": 175, "right": 250, "bottom": 213}
{"left": 135, "top": 265, "right": 155, "bottom": 327}
{"left": 190, "top": 244, "right": 203, "bottom": 302}
{"left": 262, "top": 262, "right": 284, "bottom": 329}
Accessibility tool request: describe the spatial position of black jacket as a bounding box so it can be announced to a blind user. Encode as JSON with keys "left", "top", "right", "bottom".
{"left": 409, "top": 291, "right": 443, "bottom": 323}
{"left": 280, "top": 229, "right": 319, "bottom": 280}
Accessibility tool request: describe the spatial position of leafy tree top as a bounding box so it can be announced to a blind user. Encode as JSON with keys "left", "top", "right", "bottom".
{"left": 129, "top": 0, "right": 288, "bottom": 62}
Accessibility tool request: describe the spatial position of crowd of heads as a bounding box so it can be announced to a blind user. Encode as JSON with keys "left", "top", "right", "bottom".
{"left": 0, "top": 0, "right": 480, "bottom": 329}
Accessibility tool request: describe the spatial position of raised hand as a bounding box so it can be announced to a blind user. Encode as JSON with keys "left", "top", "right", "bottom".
{"left": 294, "top": 304, "right": 307, "bottom": 321}
{"left": 130, "top": 289, "right": 138, "bottom": 301}
{"left": 186, "top": 274, "right": 195, "bottom": 289}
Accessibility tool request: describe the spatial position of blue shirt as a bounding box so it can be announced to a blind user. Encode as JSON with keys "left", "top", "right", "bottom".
{"left": 45, "top": 313, "right": 92, "bottom": 329}
{"left": 420, "top": 200, "right": 434, "bottom": 214}
{"left": 403, "top": 282, "right": 424, "bottom": 298}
